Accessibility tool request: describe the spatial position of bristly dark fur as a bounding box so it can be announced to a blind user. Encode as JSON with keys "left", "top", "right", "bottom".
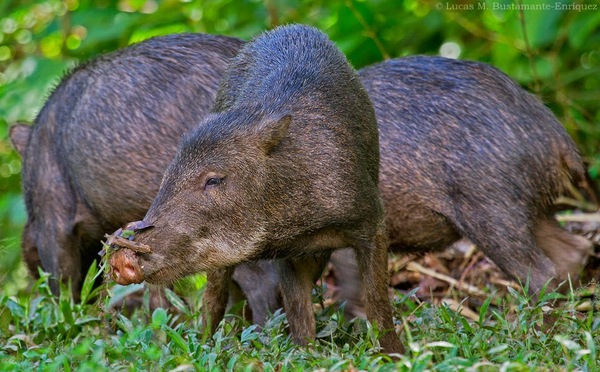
{"left": 359, "top": 56, "right": 590, "bottom": 292}
{"left": 128, "top": 25, "right": 404, "bottom": 354}
{"left": 201, "top": 55, "right": 592, "bottom": 325}
{"left": 11, "top": 33, "right": 244, "bottom": 297}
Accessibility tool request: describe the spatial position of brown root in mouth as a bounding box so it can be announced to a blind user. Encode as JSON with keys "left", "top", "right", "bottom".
{"left": 104, "top": 233, "right": 153, "bottom": 254}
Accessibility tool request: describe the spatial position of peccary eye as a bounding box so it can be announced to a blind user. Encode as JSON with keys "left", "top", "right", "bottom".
{"left": 204, "top": 177, "right": 224, "bottom": 189}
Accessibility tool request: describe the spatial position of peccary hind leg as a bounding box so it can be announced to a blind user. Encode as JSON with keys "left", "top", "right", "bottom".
{"left": 535, "top": 218, "right": 592, "bottom": 290}
{"left": 232, "top": 261, "right": 283, "bottom": 325}
{"left": 354, "top": 226, "right": 404, "bottom": 354}
{"left": 454, "top": 204, "right": 561, "bottom": 293}
{"left": 330, "top": 249, "right": 365, "bottom": 319}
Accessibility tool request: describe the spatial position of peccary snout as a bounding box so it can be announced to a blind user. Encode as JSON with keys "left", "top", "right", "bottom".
{"left": 110, "top": 248, "right": 145, "bottom": 285}
{"left": 107, "top": 220, "right": 155, "bottom": 285}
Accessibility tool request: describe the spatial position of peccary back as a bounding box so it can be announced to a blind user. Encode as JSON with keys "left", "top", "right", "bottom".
{"left": 359, "top": 56, "right": 590, "bottom": 291}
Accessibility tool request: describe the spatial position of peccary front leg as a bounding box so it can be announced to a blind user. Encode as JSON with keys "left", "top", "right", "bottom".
{"left": 203, "top": 267, "right": 234, "bottom": 335}
{"left": 44, "top": 226, "right": 83, "bottom": 299}
{"left": 20, "top": 222, "right": 43, "bottom": 280}
{"left": 277, "top": 257, "right": 326, "bottom": 345}
{"left": 354, "top": 225, "right": 404, "bottom": 355}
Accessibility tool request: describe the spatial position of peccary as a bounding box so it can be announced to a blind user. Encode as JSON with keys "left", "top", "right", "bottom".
{"left": 109, "top": 25, "right": 403, "bottom": 353}
{"left": 9, "top": 33, "right": 245, "bottom": 297}
{"left": 9, "top": 31, "right": 301, "bottom": 326}
{"left": 204, "top": 56, "right": 593, "bottom": 321}
{"left": 362, "top": 56, "right": 591, "bottom": 293}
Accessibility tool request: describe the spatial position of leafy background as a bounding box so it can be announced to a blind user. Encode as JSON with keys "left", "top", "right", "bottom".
{"left": 0, "top": 0, "right": 599, "bottom": 295}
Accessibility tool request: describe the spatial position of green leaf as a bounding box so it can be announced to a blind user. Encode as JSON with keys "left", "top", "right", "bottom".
{"left": 107, "top": 283, "right": 144, "bottom": 310}
{"left": 120, "top": 230, "right": 135, "bottom": 239}
{"left": 478, "top": 294, "right": 493, "bottom": 325}
{"left": 163, "top": 287, "right": 190, "bottom": 317}
{"left": 568, "top": 11, "right": 600, "bottom": 48}
{"left": 4, "top": 298, "right": 25, "bottom": 319}
{"left": 116, "top": 313, "right": 133, "bottom": 333}
{"left": 165, "top": 327, "right": 189, "bottom": 354}
{"left": 488, "top": 344, "right": 509, "bottom": 355}
{"left": 151, "top": 307, "right": 168, "bottom": 328}
{"left": 240, "top": 325, "right": 259, "bottom": 343}
{"left": 59, "top": 296, "right": 75, "bottom": 327}
{"left": 79, "top": 259, "right": 101, "bottom": 304}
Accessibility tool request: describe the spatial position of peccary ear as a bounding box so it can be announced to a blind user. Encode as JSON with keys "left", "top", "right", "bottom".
{"left": 9, "top": 123, "right": 32, "bottom": 157}
{"left": 258, "top": 114, "right": 291, "bottom": 155}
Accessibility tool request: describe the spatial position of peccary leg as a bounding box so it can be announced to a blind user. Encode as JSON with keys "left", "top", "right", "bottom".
{"left": 43, "top": 227, "right": 82, "bottom": 298}
{"left": 454, "top": 206, "right": 560, "bottom": 294}
{"left": 226, "top": 280, "right": 252, "bottom": 322}
{"left": 232, "top": 261, "right": 283, "bottom": 326}
{"left": 21, "top": 222, "right": 42, "bottom": 279}
{"left": 534, "top": 218, "right": 591, "bottom": 291}
{"left": 354, "top": 226, "right": 404, "bottom": 354}
{"left": 277, "top": 257, "right": 324, "bottom": 345}
{"left": 330, "top": 249, "right": 365, "bottom": 319}
{"left": 203, "top": 267, "right": 234, "bottom": 334}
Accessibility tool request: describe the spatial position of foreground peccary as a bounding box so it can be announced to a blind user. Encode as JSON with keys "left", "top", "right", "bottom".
{"left": 109, "top": 24, "right": 403, "bottom": 353}
{"left": 9, "top": 33, "right": 245, "bottom": 297}
{"left": 208, "top": 56, "right": 593, "bottom": 321}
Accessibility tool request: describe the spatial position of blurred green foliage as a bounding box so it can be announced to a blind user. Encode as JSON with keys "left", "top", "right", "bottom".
{"left": 0, "top": 0, "right": 599, "bottom": 293}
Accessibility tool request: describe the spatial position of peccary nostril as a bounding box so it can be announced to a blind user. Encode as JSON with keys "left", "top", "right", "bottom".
{"left": 112, "top": 265, "right": 136, "bottom": 285}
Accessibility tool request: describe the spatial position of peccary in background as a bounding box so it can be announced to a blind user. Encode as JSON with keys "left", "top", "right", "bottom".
{"left": 363, "top": 56, "right": 591, "bottom": 294}
{"left": 9, "top": 33, "right": 244, "bottom": 297}
{"left": 9, "top": 31, "right": 308, "bottom": 326}
{"left": 109, "top": 24, "right": 403, "bottom": 353}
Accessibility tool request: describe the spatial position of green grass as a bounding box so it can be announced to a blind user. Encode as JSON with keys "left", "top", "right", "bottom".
{"left": 0, "top": 262, "right": 598, "bottom": 371}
